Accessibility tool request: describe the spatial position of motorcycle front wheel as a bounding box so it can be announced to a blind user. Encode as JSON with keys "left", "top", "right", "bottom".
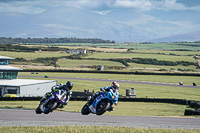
{"left": 96, "top": 100, "right": 110, "bottom": 115}
{"left": 35, "top": 106, "right": 42, "bottom": 114}
{"left": 43, "top": 100, "right": 58, "bottom": 114}
{"left": 81, "top": 104, "right": 90, "bottom": 115}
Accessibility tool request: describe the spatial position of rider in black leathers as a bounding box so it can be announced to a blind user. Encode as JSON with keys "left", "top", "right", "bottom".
{"left": 40, "top": 81, "right": 73, "bottom": 111}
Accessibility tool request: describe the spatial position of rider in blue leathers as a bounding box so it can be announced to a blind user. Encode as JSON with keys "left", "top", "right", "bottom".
{"left": 88, "top": 81, "right": 119, "bottom": 111}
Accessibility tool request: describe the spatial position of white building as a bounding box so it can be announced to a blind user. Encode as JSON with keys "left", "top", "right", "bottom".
{"left": 0, "top": 79, "right": 56, "bottom": 97}
{"left": 0, "top": 55, "right": 57, "bottom": 97}
{"left": 67, "top": 49, "right": 87, "bottom": 54}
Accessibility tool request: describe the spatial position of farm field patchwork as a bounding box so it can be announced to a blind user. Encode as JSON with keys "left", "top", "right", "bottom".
{"left": 1, "top": 46, "right": 199, "bottom": 73}
{"left": 26, "top": 42, "right": 200, "bottom": 51}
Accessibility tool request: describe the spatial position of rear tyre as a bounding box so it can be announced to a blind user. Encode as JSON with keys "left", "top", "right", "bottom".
{"left": 81, "top": 104, "right": 90, "bottom": 115}
{"left": 35, "top": 106, "right": 42, "bottom": 114}
{"left": 96, "top": 100, "right": 110, "bottom": 115}
{"left": 43, "top": 100, "right": 58, "bottom": 114}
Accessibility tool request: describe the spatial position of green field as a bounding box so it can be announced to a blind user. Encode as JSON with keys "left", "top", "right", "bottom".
{"left": 57, "top": 59, "right": 124, "bottom": 68}
{"left": 83, "top": 53, "right": 195, "bottom": 62}
{"left": 129, "top": 63, "right": 197, "bottom": 71}
{"left": 132, "top": 49, "right": 200, "bottom": 56}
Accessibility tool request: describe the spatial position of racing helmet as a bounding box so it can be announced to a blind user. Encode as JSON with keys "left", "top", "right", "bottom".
{"left": 111, "top": 81, "right": 119, "bottom": 91}
{"left": 66, "top": 81, "right": 73, "bottom": 90}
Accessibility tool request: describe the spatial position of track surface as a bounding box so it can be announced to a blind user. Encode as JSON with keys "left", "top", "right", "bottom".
{"left": 0, "top": 109, "right": 200, "bottom": 129}
{"left": 23, "top": 75, "right": 200, "bottom": 89}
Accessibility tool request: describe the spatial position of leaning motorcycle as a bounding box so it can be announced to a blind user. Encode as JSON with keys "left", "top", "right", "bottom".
{"left": 81, "top": 89, "right": 118, "bottom": 115}
{"left": 35, "top": 90, "right": 67, "bottom": 114}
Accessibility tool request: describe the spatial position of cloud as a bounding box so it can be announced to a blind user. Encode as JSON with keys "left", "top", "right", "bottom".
{"left": 0, "top": 2, "right": 44, "bottom": 14}
{"left": 0, "top": 0, "right": 199, "bottom": 14}
{"left": 112, "top": 0, "right": 200, "bottom": 11}
{"left": 113, "top": 0, "right": 152, "bottom": 10}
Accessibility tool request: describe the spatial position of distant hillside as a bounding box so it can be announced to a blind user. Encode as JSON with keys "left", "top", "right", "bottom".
{"left": 0, "top": 7, "right": 149, "bottom": 43}
{"left": 150, "top": 32, "right": 200, "bottom": 43}
{"left": 0, "top": 7, "right": 199, "bottom": 43}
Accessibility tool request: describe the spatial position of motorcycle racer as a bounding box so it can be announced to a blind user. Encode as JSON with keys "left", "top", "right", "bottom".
{"left": 40, "top": 81, "right": 73, "bottom": 111}
{"left": 88, "top": 81, "right": 119, "bottom": 111}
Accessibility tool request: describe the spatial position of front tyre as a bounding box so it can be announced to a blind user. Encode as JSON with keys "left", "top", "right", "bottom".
{"left": 96, "top": 100, "right": 110, "bottom": 115}
{"left": 35, "top": 106, "right": 42, "bottom": 114}
{"left": 81, "top": 104, "right": 90, "bottom": 115}
{"left": 43, "top": 100, "right": 58, "bottom": 114}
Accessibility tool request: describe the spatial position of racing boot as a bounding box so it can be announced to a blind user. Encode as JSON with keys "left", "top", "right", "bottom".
{"left": 59, "top": 104, "right": 65, "bottom": 109}
{"left": 107, "top": 105, "right": 114, "bottom": 112}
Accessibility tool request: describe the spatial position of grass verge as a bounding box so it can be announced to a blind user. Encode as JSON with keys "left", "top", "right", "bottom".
{"left": 0, "top": 101, "right": 189, "bottom": 116}
{"left": 0, "top": 125, "right": 200, "bottom": 133}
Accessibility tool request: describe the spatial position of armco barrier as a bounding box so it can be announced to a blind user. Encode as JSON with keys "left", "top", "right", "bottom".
{"left": 184, "top": 109, "right": 200, "bottom": 116}
{"left": 0, "top": 96, "right": 191, "bottom": 105}
{"left": 118, "top": 98, "right": 189, "bottom": 105}
{"left": 72, "top": 91, "right": 94, "bottom": 97}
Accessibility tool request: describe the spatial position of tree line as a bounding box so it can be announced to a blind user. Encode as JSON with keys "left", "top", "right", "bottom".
{"left": 0, "top": 44, "right": 68, "bottom": 52}
{"left": 0, "top": 37, "right": 115, "bottom": 44}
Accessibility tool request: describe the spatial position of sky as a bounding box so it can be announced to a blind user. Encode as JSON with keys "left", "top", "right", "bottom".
{"left": 0, "top": 0, "right": 200, "bottom": 14}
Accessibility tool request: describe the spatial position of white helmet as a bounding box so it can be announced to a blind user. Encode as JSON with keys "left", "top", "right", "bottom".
{"left": 111, "top": 81, "right": 119, "bottom": 91}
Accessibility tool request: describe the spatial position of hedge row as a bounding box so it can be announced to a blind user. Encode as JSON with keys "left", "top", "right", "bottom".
{"left": 22, "top": 69, "right": 200, "bottom": 77}
{"left": 184, "top": 100, "right": 200, "bottom": 116}
{"left": 0, "top": 96, "right": 193, "bottom": 106}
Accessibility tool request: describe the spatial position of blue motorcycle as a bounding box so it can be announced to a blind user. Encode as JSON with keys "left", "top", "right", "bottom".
{"left": 81, "top": 90, "right": 118, "bottom": 115}
{"left": 36, "top": 90, "right": 67, "bottom": 114}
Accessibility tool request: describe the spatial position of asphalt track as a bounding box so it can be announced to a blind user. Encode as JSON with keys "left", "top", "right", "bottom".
{"left": 23, "top": 75, "right": 200, "bottom": 89}
{"left": 0, "top": 108, "right": 200, "bottom": 129}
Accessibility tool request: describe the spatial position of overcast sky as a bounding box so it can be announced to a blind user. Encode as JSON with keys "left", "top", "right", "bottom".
{"left": 0, "top": 0, "right": 200, "bottom": 14}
